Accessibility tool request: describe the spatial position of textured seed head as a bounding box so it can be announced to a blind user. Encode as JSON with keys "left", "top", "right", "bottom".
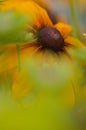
{"left": 38, "top": 27, "right": 64, "bottom": 52}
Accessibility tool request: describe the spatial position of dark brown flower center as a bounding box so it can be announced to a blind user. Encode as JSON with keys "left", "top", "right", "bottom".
{"left": 38, "top": 27, "right": 64, "bottom": 52}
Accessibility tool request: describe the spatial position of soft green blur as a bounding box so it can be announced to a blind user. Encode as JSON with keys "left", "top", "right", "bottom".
{"left": 0, "top": 11, "right": 35, "bottom": 43}
{"left": 0, "top": 0, "right": 85, "bottom": 130}
{"left": 0, "top": 90, "right": 76, "bottom": 130}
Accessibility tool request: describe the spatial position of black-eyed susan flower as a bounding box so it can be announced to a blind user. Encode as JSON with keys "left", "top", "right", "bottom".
{"left": 0, "top": 1, "right": 86, "bottom": 130}
{"left": 0, "top": 0, "right": 85, "bottom": 109}
{"left": 1, "top": 0, "right": 84, "bottom": 63}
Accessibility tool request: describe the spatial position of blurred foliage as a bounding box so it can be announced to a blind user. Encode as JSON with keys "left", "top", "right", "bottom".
{"left": 0, "top": 0, "right": 85, "bottom": 130}
{"left": 0, "top": 92, "right": 76, "bottom": 130}
{"left": 0, "top": 10, "right": 35, "bottom": 43}
{"left": 72, "top": 47, "right": 86, "bottom": 66}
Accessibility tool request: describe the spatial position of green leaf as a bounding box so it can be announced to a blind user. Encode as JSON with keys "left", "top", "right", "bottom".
{"left": 0, "top": 10, "right": 32, "bottom": 43}
{"left": 74, "top": 48, "right": 86, "bottom": 61}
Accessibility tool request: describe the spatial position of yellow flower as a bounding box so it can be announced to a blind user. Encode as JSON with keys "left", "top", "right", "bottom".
{"left": 0, "top": 0, "right": 84, "bottom": 108}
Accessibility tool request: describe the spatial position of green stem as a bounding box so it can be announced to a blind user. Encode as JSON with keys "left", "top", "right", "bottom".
{"left": 69, "top": 0, "right": 81, "bottom": 39}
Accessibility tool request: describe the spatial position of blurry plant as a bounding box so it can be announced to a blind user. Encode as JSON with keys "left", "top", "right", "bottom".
{"left": 0, "top": 11, "right": 35, "bottom": 43}
{"left": 69, "top": 0, "right": 81, "bottom": 39}
{"left": 0, "top": 0, "right": 84, "bottom": 107}
{"left": 0, "top": 10, "right": 36, "bottom": 70}
{"left": 0, "top": 0, "right": 85, "bottom": 130}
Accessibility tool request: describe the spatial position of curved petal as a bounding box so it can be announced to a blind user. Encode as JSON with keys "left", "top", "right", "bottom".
{"left": 1, "top": 0, "right": 53, "bottom": 28}
{"left": 65, "top": 36, "right": 84, "bottom": 48}
{"left": 54, "top": 22, "right": 72, "bottom": 39}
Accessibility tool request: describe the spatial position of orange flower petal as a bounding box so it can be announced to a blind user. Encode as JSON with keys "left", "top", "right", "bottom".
{"left": 20, "top": 44, "right": 42, "bottom": 62}
{"left": 0, "top": 43, "right": 40, "bottom": 73}
{"left": 65, "top": 36, "right": 84, "bottom": 48}
{"left": 54, "top": 22, "right": 72, "bottom": 38}
{"left": 12, "top": 69, "right": 33, "bottom": 98}
{"left": 0, "top": 45, "right": 18, "bottom": 73}
{"left": 1, "top": 0, "right": 53, "bottom": 28}
{"left": 32, "top": 0, "right": 47, "bottom": 8}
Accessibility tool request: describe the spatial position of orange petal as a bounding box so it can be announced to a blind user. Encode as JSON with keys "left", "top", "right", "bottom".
{"left": 0, "top": 43, "right": 40, "bottom": 73}
{"left": 12, "top": 69, "right": 33, "bottom": 98}
{"left": 20, "top": 44, "right": 42, "bottom": 62}
{"left": 0, "top": 45, "right": 18, "bottom": 73}
{"left": 1, "top": 0, "right": 53, "bottom": 28}
{"left": 32, "top": 0, "right": 47, "bottom": 8}
{"left": 65, "top": 36, "right": 84, "bottom": 48}
{"left": 54, "top": 22, "right": 72, "bottom": 38}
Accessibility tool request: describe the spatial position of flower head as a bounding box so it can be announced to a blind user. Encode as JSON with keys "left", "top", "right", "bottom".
{"left": 0, "top": 0, "right": 84, "bottom": 105}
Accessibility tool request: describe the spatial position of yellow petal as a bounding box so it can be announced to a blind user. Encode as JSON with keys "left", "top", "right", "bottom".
{"left": 1, "top": 0, "right": 53, "bottom": 28}
{"left": 54, "top": 22, "right": 72, "bottom": 38}
{"left": 65, "top": 36, "right": 84, "bottom": 48}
